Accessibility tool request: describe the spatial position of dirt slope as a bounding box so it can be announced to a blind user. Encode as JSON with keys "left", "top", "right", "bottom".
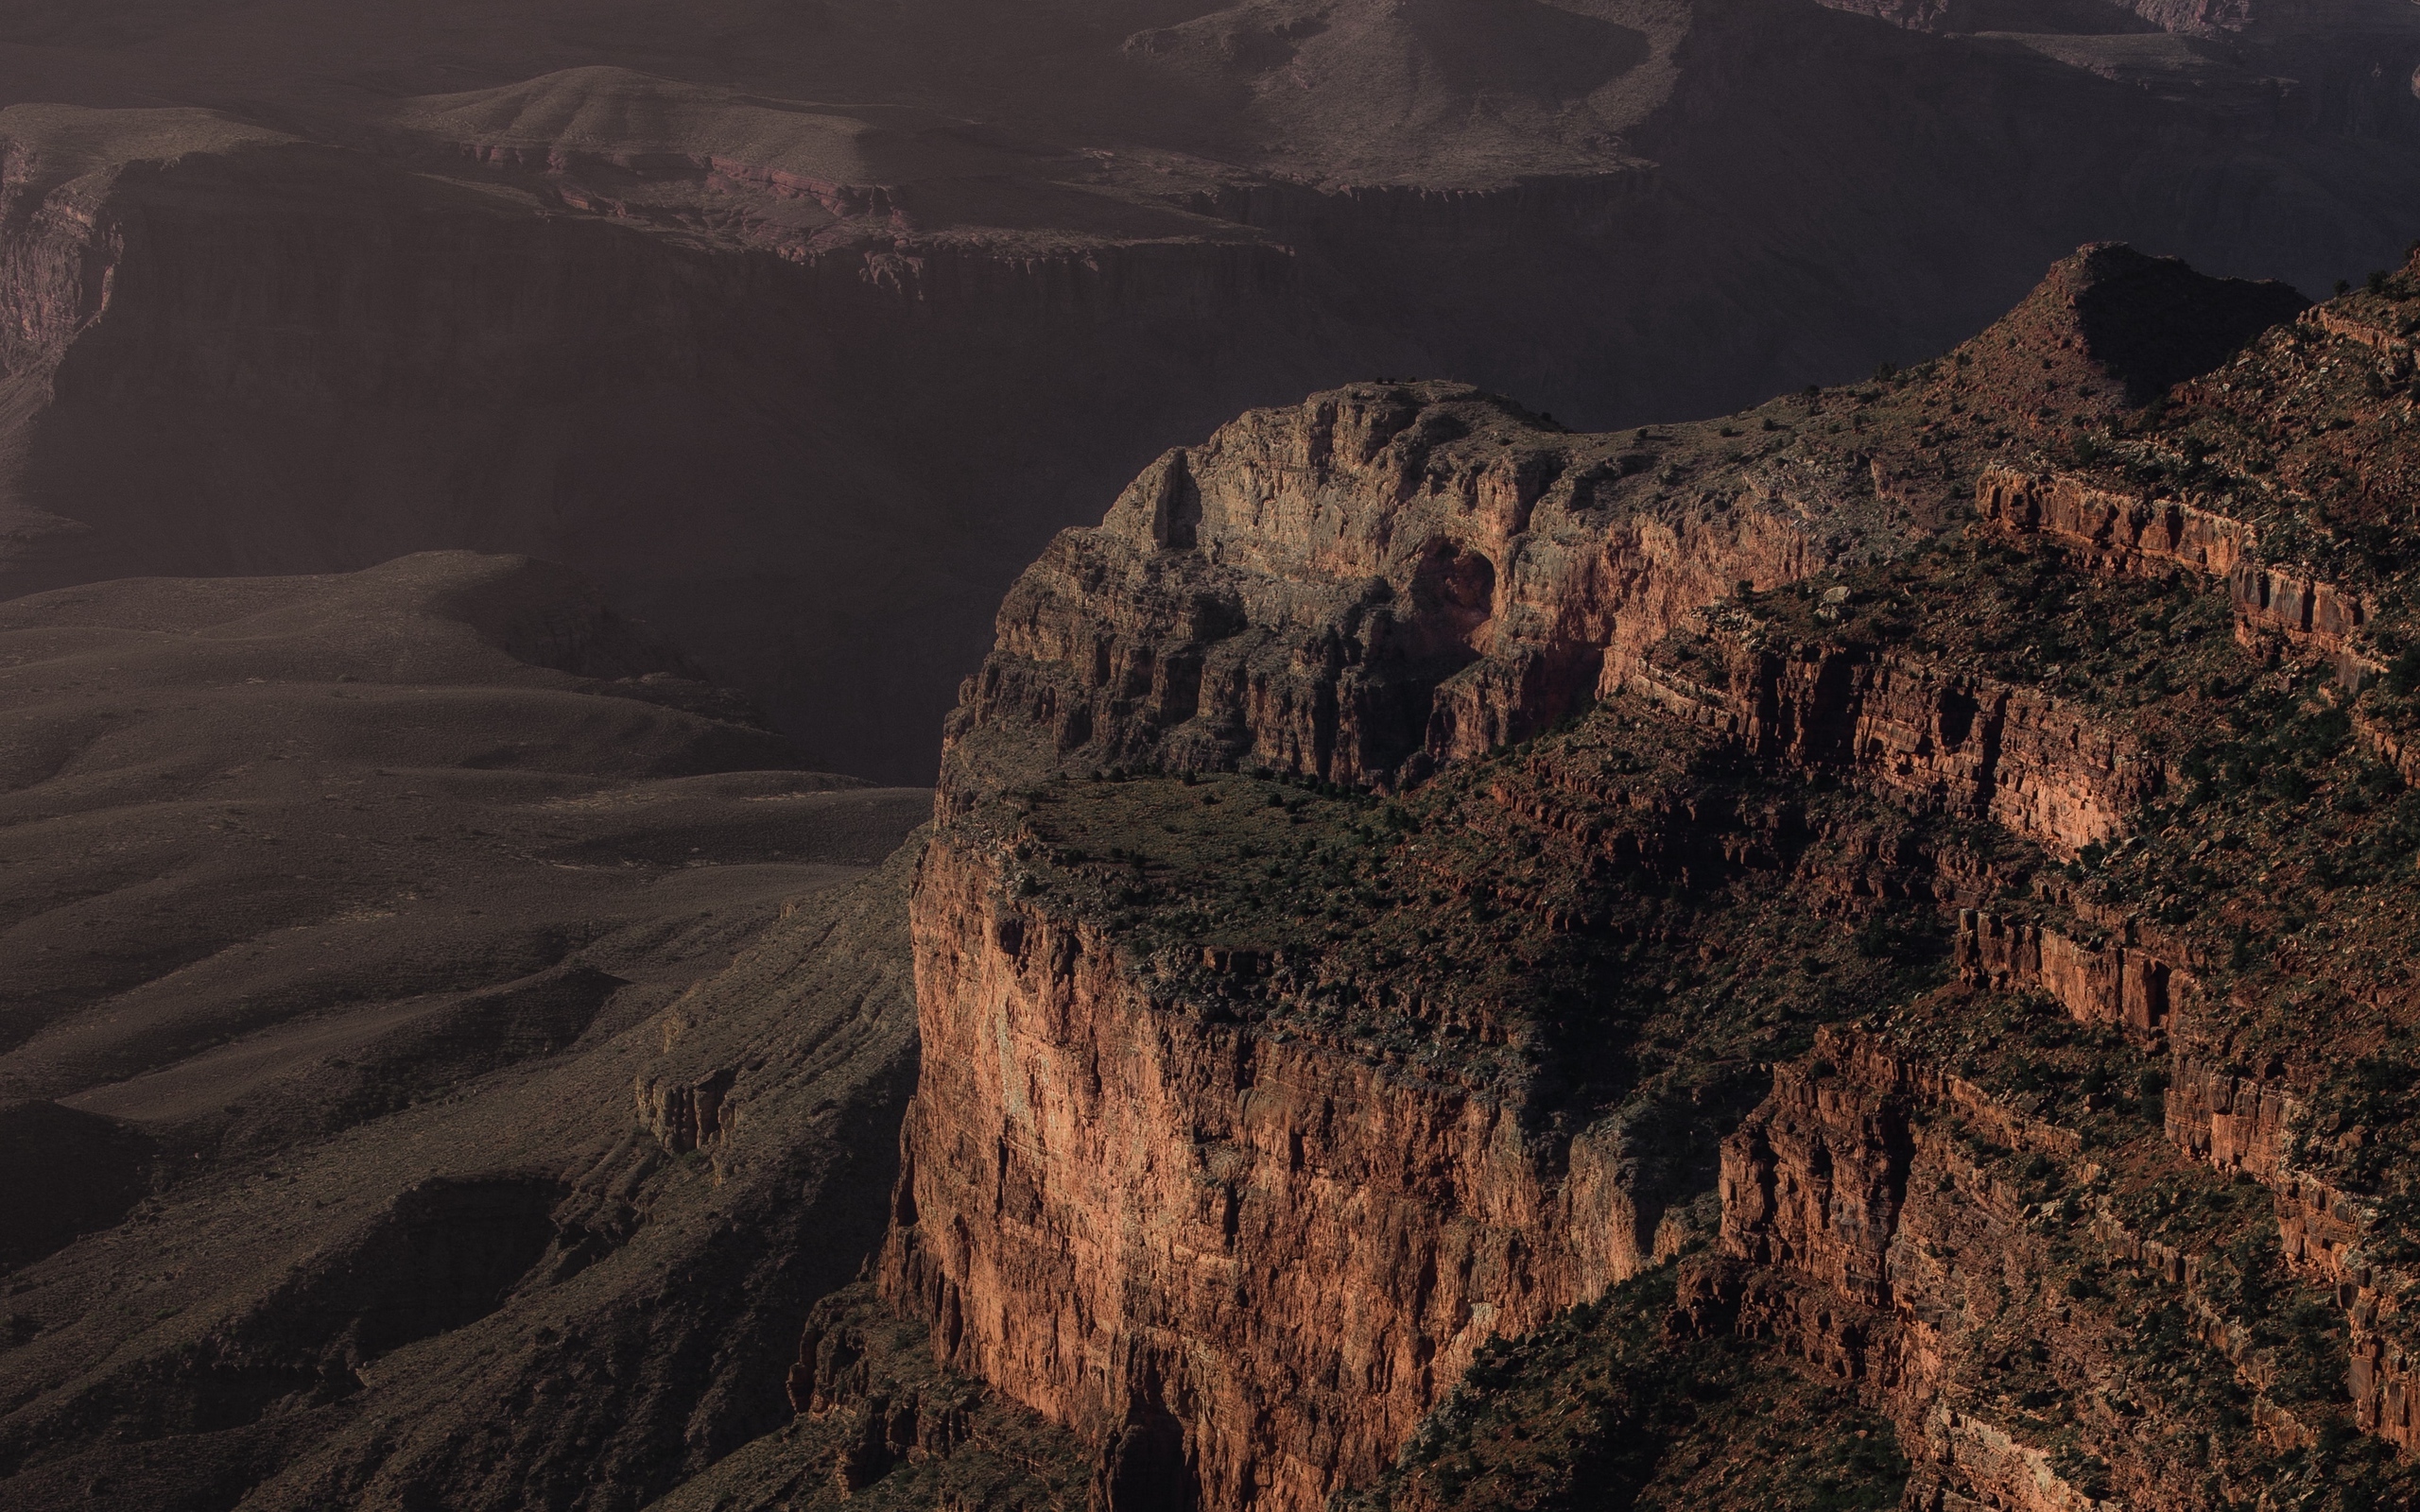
{"left": 0, "top": 551, "right": 930, "bottom": 1512}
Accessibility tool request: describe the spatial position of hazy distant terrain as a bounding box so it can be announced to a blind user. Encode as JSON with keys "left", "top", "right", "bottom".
{"left": 0, "top": 551, "right": 919, "bottom": 1126}
{"left": 0, "top": 0, "right": 2409, "bottom": 779}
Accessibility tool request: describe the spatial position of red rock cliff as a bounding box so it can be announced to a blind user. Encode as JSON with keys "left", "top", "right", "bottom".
{"left": 892, "top": 379, "right": 1955, "bottom": 1508}
{"left": 879, "top": 827, "right": 1684, "bottom": 1512}
{"left": 1628, "top": 629, "right": 2154, "bottom": 856}
{"left": 882, "top": 249, "right": 2390, "bottom": 1510}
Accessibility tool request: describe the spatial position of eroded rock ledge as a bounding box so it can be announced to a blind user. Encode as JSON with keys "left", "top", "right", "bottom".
{"left": 945, "top": 378, "right": 1915, "bottom": 807}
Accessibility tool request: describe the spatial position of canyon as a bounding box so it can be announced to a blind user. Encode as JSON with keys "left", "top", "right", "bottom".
{"left": 0, "top": 0, "right": 2411, "bottom": 781}
{"left": 8, "top": 219, "right": 2420, "bottom": 1512}
{"left": 1, "top": 9, "right": 2420, "bottom": 1504}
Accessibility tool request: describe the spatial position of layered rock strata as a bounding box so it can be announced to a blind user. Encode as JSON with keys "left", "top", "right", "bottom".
{"left": 1627, "top": 636, "right": 2152, "bottom": 855}
{"left": 1703, "top": 1025, "right": 2195, "bottom": 1510}
{"left": 1979, "top": 467, "right": 2255, "bottom": 578}
{"left": 1980, "top": 466, "right": 2376, "bottom": 665}
{"left": 948, "top": 380, "right": 1917, "bottom": 804}
{"left": 880, "top": 246, "right": 2420, "bottom": 1511}
{"left": 1699, "top": 985, "right": 2420, "bottom": 1501}
{"left": 893, "top": 368, "right": 2003, "bottom": 1507}
{"left": 1954, "top": 908, "right": 2190, "bottom": 1040}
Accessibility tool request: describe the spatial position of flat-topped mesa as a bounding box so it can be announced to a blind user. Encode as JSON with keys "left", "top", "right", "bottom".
{"left": 944, "top": 380, "right": 1915, "bottom": 803}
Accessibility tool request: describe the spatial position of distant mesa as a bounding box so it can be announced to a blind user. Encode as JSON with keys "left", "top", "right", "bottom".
{"left": 384, "top": 66, "right": 1024, "bottom": 200}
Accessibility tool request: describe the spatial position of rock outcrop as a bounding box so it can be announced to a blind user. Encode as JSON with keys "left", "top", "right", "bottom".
{"left": 1979, "top": 467, "right": 2256, "bottom": 578}
{"left": 1630, "top": 636, "right": 2154, "bottom": 855}
{"left": 1955, "top": 908, "right": 2190, "bottom": 1040}
{"left": 1701, "top": 1026, "right": 2147, "bottom": 1510}
{"left": 947, "top": 380, "right": 1921, "bottom": 803}
{"left": 882, "top": 245, "right": 2420, "bottom": 1512}
{"left": 1979, "top": 466, "right": 2377, "bottom": 666}
{"left": 1693, "top": 982, "right": 2420, "bottom": 1503}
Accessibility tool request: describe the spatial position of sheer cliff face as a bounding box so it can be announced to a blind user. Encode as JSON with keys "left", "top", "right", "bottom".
{"left": 894, "top": 369, "right": 1969, "bottom": 1507}
{"left": 880, "top": 247, "right": 2420, "bottom": 1510}
{"left": 884, "top": 834, "right": 1634, "bottom": 1511}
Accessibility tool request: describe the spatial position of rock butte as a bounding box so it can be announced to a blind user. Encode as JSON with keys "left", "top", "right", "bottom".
{"left": 862, "top": 244, "right": 2420, "bottom": 1509}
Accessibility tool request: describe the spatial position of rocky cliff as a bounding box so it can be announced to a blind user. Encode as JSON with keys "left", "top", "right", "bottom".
{"left": 9, "top": 4, "right": 2420, "bottom": 1503}
{"left": 881, "top": 818, "right": 1703, "bottom": 1511}
{"left": 946, "top": 379, "right": 1890, "bottom": 802}
{"left": 862, "top": 243, "right": 2420, "bottom": 1511}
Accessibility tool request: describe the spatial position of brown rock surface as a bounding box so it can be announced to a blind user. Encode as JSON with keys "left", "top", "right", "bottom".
{"left": 646, "top": 1282, "right": 1091, "bottom": 1512}
{"left": 881, "top": 824, "right": 1685, "bottom": 1512}
{"left": 1979, "top": 466, "right": 2257, "bottom": 577}
{"left": 1954, "top": 907, "right": 2190, "bottom": 1039}
{"left": 948, "top": 379, "right": 1917, "bottom": 803}
{"left": 1631, "top": 633, "right": 2156, "bottom": 854}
